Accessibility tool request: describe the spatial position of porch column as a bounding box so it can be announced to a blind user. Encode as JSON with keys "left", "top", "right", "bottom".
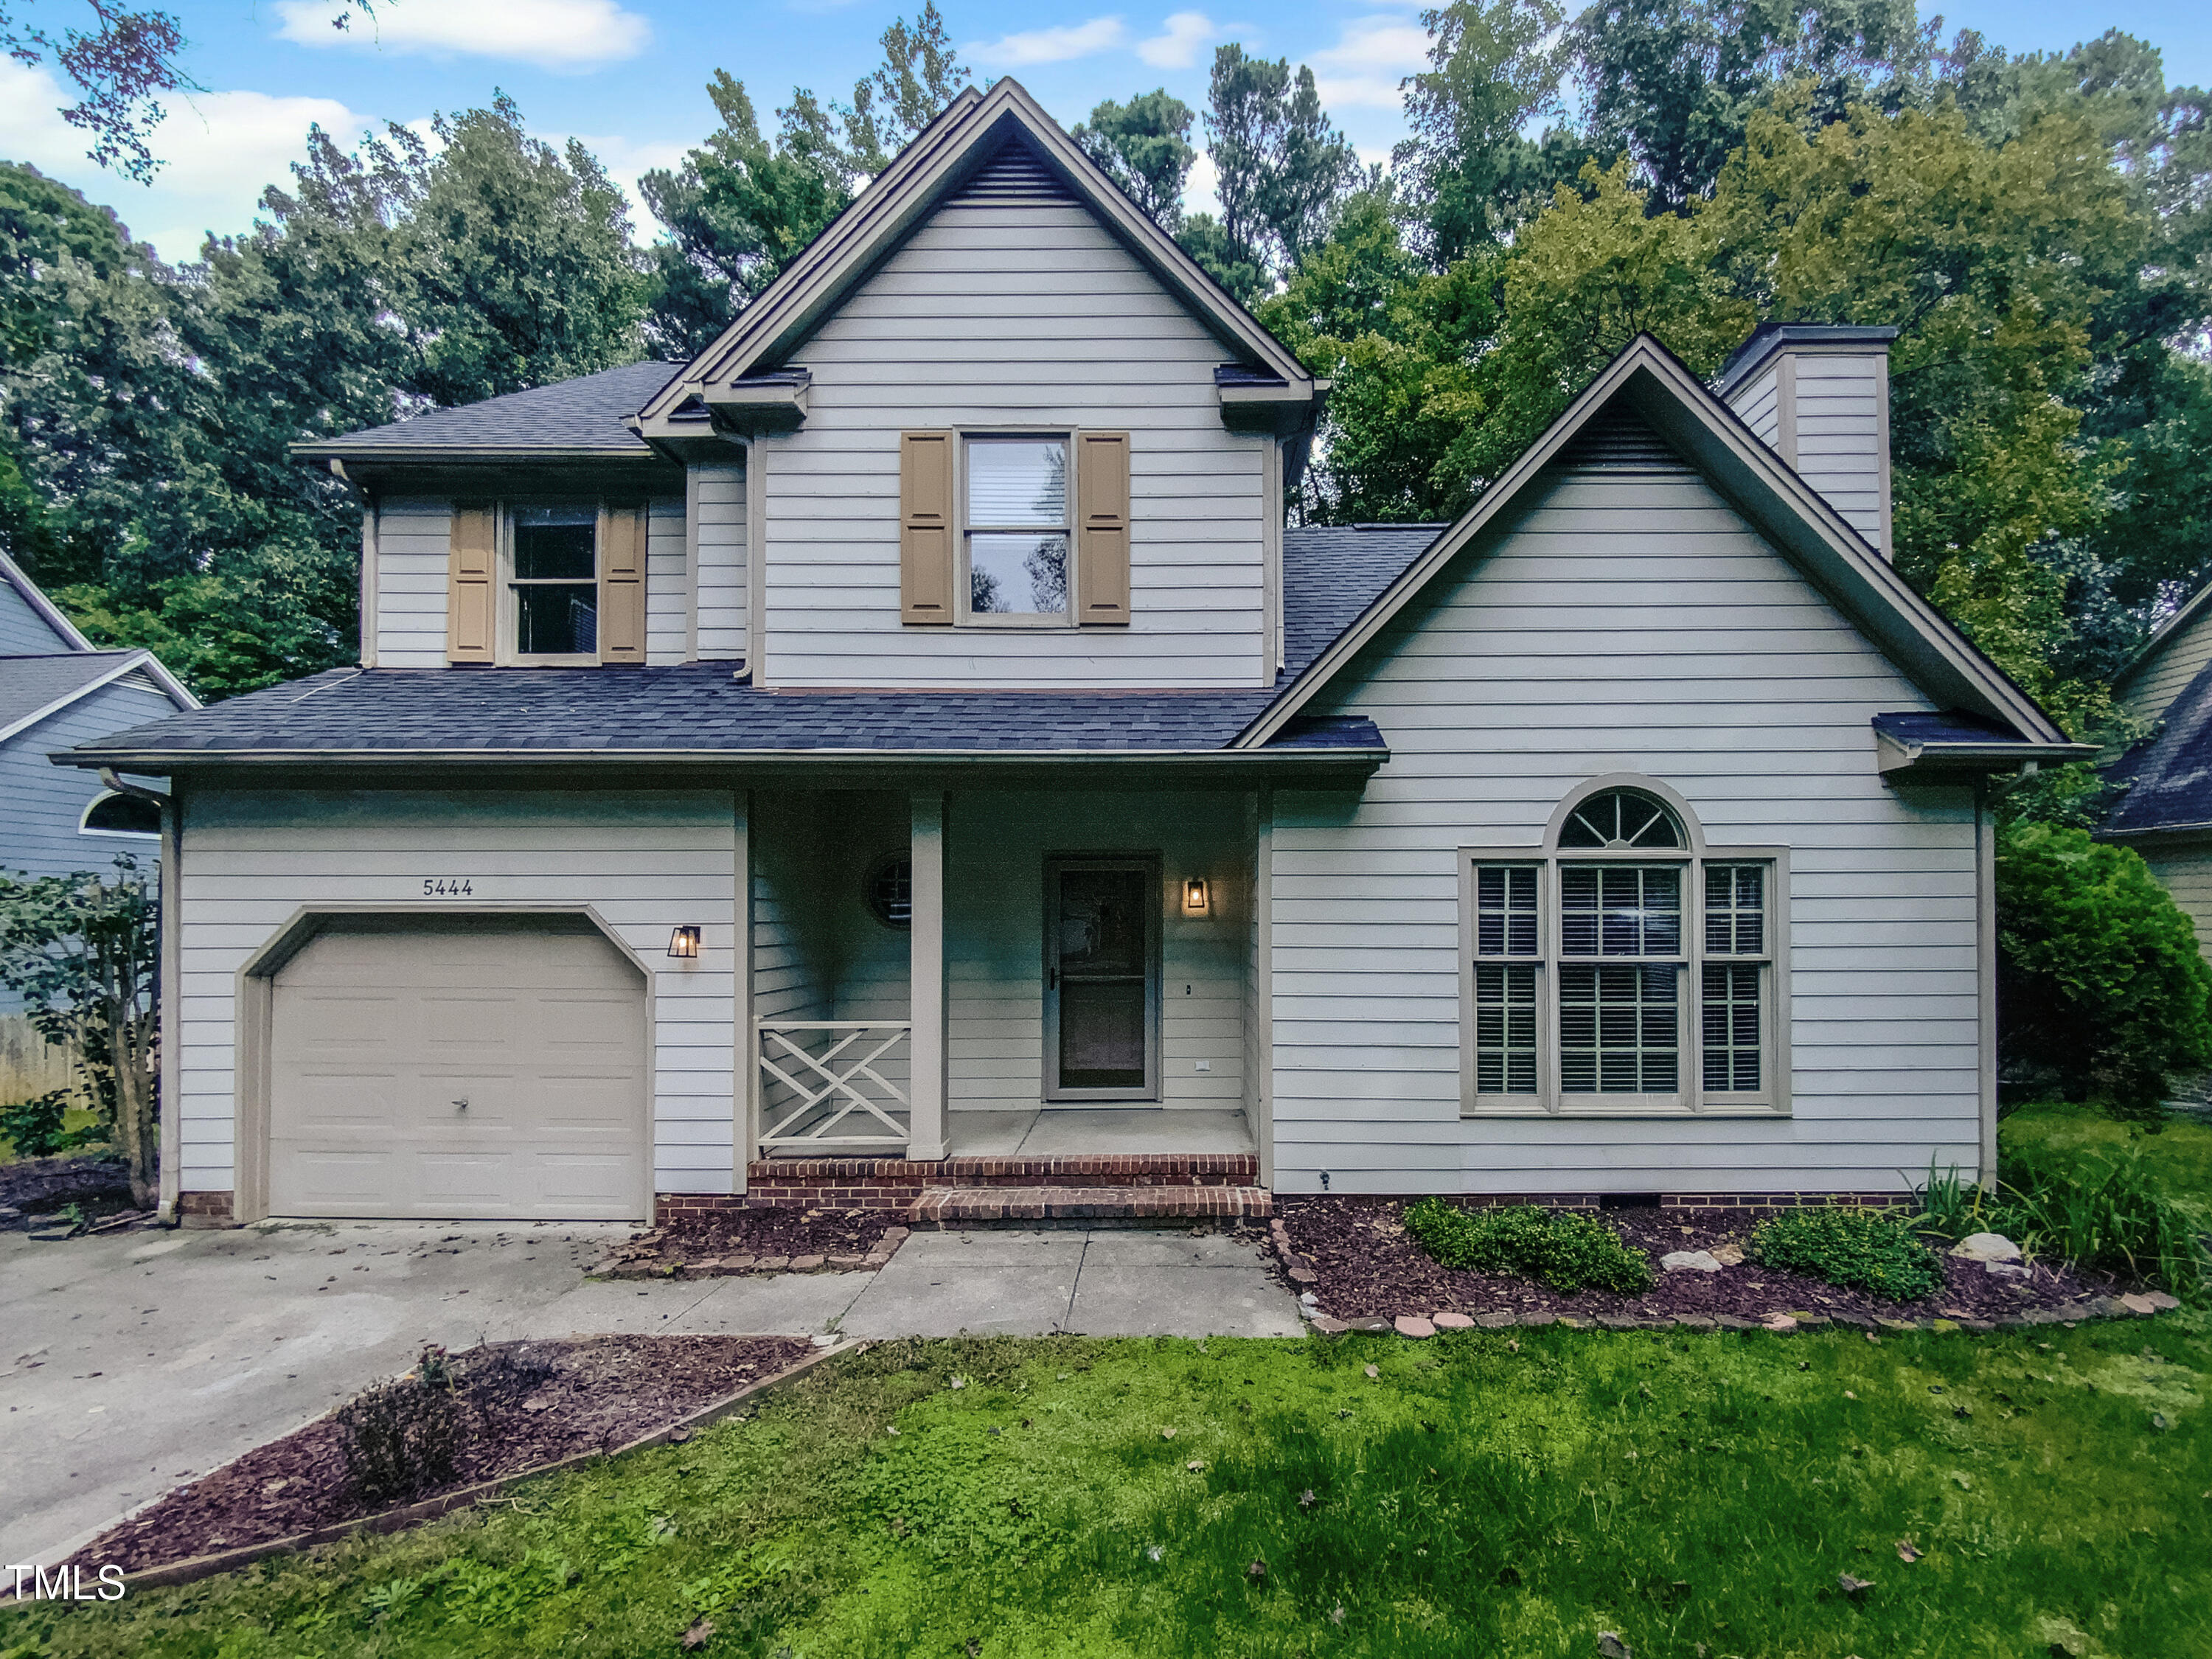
{"left": 908, "top": 790, "right": 948, "bottom": 1161}
{"left": 732, "top": 790, "right": 752, "bottom": 1193}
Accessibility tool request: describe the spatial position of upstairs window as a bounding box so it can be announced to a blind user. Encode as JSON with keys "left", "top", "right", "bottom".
{"left": 512, "top": 505, "right": 599, "bottom": 658}
{"left": 1464, "top": 783, "right": 1787, "bottom": 1116}
{"left": 965, "top": 437, "right": 1070, "bottom": 619}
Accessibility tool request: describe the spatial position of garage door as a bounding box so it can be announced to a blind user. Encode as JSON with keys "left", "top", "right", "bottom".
{"left": 268, "top": 917, "right": 648, "bottom": 1220}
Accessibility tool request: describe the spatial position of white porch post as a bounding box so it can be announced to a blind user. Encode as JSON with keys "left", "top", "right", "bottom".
{"left": 733, "top": 790, "right": 752, "bottom": 1192}
{"left": 908, "top": 790, "right": 948, "bottom": 1160}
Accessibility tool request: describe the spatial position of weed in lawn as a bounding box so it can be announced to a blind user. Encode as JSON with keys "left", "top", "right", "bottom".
{"left": 1750, "top": 1206, "right": 1944, "bottom": 1301}
{"left": 1403, "top": 1197, "right": 1654, "bottom": 1293}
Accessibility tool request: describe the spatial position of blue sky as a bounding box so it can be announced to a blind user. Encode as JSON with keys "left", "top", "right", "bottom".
{"left": 1, "top": 0, "right": 2205, "bottom": 263}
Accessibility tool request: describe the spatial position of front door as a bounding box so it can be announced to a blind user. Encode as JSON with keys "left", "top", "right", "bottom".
{"left": 1044, "top": 858, "right": 1158, "bottom": 1100}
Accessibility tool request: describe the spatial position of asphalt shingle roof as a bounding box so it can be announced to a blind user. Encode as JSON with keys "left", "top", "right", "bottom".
{"left": 0, "top": 651, "right": 141, "bottom": 735}
{"left": 304, "top": 361, "right": 686, "bottom": 456}
{"left": 1280, "top": 523, "right": 1442, "bottom": 678}
{"left": 2107, "top": 656, "right": 2212, "bottom": 835}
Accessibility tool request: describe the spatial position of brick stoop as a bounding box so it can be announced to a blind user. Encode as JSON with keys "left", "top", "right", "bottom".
{"left": 911, "top": 1183, "right": 1274, "bottom": 1224}
{"left": 741, "top": 1152, "right": 1261, "bottom": 1215}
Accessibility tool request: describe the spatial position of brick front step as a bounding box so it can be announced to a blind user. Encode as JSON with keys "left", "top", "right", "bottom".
{"left": 911, "top": 1184, "right": 1274, "bottom": 1224}
{"left": 740, "top": 1152, "right": 1260, "bottom": 1212}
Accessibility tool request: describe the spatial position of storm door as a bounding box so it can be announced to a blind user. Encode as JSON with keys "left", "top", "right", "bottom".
{"left": 1043, "top": 858, "right": 1160, "bottom": 1101}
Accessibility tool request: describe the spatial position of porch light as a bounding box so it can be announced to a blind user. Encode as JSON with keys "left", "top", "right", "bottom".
{"left": 1181, "top": 877, "right": 1210, "bottom": 917}
{"left": 667, "top": 925, "right": 703, "bottom": 959}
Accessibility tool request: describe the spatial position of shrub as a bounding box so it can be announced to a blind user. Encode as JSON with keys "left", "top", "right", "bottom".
{"left": 336, "top": 1353, "right": 467, "bottom": 1504}
{"left": 1402, "top": 1198, "right": 1654, "bottom": 1293}
{"left": 1, "top": 1091, "right": 72, "bottom": 1159}
{"left": 2003, "top": 1147, "right": 2208, "bottom": 1304}
{"left": 1996, "top": 822, "right": 2212, "bottom": 1121}
{"left": 1749, "top": 1207, "right": 1944, "bottom": 1301}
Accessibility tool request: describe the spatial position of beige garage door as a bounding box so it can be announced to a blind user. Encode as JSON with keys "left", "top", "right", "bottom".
{"left": 268, "top": 917, "right": 648, "bottom": 1220}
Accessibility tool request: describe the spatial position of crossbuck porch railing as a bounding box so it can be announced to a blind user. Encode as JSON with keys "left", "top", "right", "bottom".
{"left": 756, "top": 1020, "right": 913, "bottom": 1154}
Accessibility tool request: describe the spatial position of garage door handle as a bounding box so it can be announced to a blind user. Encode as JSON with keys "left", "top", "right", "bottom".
{"left": 452, "top": 1098, "right": 469, "bottom": 1111}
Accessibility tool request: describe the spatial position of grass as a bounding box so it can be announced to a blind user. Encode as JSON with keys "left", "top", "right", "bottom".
{"left": 9, "top": 1323, "right": 2209, "bottom": 1658}
{"left": 2000, "top": 1101, "right": 2212, "bottom": 1211}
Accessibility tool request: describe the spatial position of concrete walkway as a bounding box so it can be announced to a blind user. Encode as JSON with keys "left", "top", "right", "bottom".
{"left": 0, "top": 1220, "right": 1298, "bottom": 1565}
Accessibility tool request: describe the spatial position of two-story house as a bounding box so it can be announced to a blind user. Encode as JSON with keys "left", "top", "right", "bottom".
{"left": 60, "top": 80, "right": 2088, "bottom": 1227}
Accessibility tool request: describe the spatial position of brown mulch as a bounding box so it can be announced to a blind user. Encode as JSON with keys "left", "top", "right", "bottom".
{"left": 72, "top": 1335, "right": 813, "bottom": 1575}
{"left": 605, "top": 1208, "right": 905, "bottom": 1276}
{"left": 1273, "top": 1197, "right": 2111, "bottom": 1326}
{"left": 0, "top": 1152, "right": 133, "bottom": 1222}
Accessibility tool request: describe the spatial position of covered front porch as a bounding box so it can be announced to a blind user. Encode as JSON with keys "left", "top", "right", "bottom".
{"left": 737, "top": 784, "right": 1269, "bottom": 1194}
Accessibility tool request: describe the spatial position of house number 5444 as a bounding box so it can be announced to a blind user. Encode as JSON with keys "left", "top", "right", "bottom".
{"left": 422, "top": 878, "right": 475, "bottom": 897}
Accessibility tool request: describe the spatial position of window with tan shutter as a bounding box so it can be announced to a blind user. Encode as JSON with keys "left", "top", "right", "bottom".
{"left": 447, "top": 505, "right": 497, "bottom": 664}
{"left": 597, "top": 503, "right": 647, "bottom": 664}
{"left": 1076, "top": 431, "right": 1130, "bottom": 625}
{"left": 900, "top": 431, "right": 956, "bottom": 624}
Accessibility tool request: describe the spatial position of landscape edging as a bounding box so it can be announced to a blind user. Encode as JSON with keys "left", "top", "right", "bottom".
{"left": 110, "top": 1339, "right": 860, "bottom": 1593}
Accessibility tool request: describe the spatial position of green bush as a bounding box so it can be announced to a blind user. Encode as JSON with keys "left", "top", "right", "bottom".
{"left": 1, "top": 1091, "right": 72, "bottom": 1159}
{"left": 1997, "top": 821, "right": 2212, "bottom": 1120}
{"left": 1402, "top": 1198, "right": 1653, "bottom": 1293}
{"left": 1749, "top": 1207, "right": 1944, "bottom": 1301}
{"left": 2002, "top": 1147, "right": 2208, "bottom": 1304}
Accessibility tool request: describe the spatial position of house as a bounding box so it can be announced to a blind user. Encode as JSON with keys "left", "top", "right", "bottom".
{"left": 1, "top": 549, "right": 197, "bottom": 1102}
{"left": 2101, "top": 582, "right": 2212, "bottom": 951}
{"left": 56, "top": 80, "right": 2090, "bottom": 1228}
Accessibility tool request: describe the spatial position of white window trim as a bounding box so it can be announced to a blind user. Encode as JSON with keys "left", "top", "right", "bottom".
{"left": 499, "top": 500, "right": 601, "bottom": 667}
{"left": 1458, "top": 782, "right": 1792, "bottom": 1119}
{"left": 80, "top": 788, "right": 161, "bottom": 841}
{"left": 956, "top": 427, "right": 1079, "bottom": 630}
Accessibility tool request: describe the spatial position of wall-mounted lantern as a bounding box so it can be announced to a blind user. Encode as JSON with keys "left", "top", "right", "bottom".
{"left": 667, "top": 924, "right": 703, "bottom": 959}
{"left": 1180, "top": 877, "right": 1210, "bottom": 918}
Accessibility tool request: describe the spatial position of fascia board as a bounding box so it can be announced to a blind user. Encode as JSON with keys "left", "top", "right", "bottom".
{"left": 0, "top": 547, "right": 94, "bottom": 651}
{"left": 2118, "top": 577, "right": 2212, "bottom": 692}
{"left": 649, "top": 80, "right": 1313, "bottom": 413}
{"left": 52, "top": 744, "right": 1389, "bottom": 776}
{"left": 291, "top": 442, "right": 657, "bottom": 464}
{"left": 1237, "top": 336, "right": 2070, "bottom": 750}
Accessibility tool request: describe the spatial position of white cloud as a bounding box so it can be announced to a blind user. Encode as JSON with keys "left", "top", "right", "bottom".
{"left": 274, "top": 0, "right": 650, "bottom": 72}
{"left": 1184, "top": 150, "right": 1220, "bottom": 218}
{"left": 1138, "top": 11, "right": 1217, "bottom": 69}
{"left": 1308, "top": 15, "right": 1432, "bottom": 111}
{"left": 967, "top": 15, "right": 1128, "bottom": 66}
{"left": 0, "top": 58, "right": 371, "bottom": 262}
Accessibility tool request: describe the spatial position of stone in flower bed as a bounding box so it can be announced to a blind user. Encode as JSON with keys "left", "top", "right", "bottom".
{"left": 1275, "top": 1197, "right": 2115, "bottom": 1327}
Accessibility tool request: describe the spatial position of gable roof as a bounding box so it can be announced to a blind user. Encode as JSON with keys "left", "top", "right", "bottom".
{"left": 0, "top": 548, "right": 94, "bottom": 652}
{"left": 0, "top": 649, "right": 197, "bottom": 746}
{"left": 2116, "top": 574, "right": 2212, "bottom": 704}
{"left": 297, "top": 361, "right": 686, "bottom": 465}
{"left": 1234, "top": 333, "right": 2078, "bottom": 752}
{"left": 636, "top": 78, "right": 1315, "bottom": 431}
{"left": 2104, "top": 651, "right": 2212, "bottom": 838}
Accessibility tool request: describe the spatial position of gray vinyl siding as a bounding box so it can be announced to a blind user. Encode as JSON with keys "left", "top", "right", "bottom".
{"left": 2121, "top": 607, "right": 2212, "bottom": 726}
{"left": 749, "top": 791, "right": 835, "bottom": 1026}
{"left": 646, "top": 497, "right": 688, "bottom": 664}
{"left": 2140, "top": 841, "right": 2212, "bottom": 959}
{"left": 372, "top": 498, "right": 453, "bottom": 668}
{"left": 757, "top": 201, "right": 1268, "bottom": 688}
{"left": 0, "top": 579, "right": 72, "bottom": 654}
{"left": 692, "top": 461, "right": 748, "bottom": 661}
{"left": 173, "top": 789, "right": 740, "bottom": 1196}
{"left": 1791, "top": 355, "right": 1885, "bottom": 547}
{"left": 1272, "top": 459, "right": 1980, "bottom": 1195}
{"left": 1730, "top": 364, "right": 1781, "bottom": 451}
{"left": 945, "top": 788, "right": 1248, "bottom": 1112}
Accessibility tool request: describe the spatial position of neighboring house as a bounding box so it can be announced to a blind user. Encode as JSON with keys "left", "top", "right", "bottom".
{"left": 2102, "top": 582, "right": 2212, "bottom": 952}
{"left": 1, "top": 549, "right": 197, "bottom": 1100}
{"left": 58, "top": 80, "right": 2090, "bottom": 1228}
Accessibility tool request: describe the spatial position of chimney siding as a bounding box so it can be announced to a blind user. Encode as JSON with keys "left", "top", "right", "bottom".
{"left": 1716, "top": 324, "right": 1896, "bottom": 560}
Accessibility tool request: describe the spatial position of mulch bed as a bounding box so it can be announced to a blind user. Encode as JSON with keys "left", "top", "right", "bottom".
{"left": 0, "top": 1152, "right": 135, "bottom": 1228}
{"left": 1270, "top": 1197, "right": 2128, "bottom": 1329}
{"left": 603, "top": 1208, "right": 906, "bottom": 1277}
{"left": 72, "top": 1335, "right": 813, "bottom": 1575}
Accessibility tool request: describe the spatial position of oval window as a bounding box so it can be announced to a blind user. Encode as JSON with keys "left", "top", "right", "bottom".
{"left": 864, "top": 855, "right": 912, "bottom": 929}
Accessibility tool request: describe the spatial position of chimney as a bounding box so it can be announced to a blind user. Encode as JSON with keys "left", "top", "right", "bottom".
{"left": 1714, "top": 323, "right": 1899, "bottom": 560}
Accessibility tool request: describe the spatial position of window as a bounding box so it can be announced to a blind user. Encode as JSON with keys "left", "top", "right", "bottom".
{"left": 964, "top": 437, "right": 1070, "bottom": 620}
{"left": 1462, "top": 784, "right": 1786, "bottom": 1116}
{"left": 81, "top": 790, "right": 160, "bottom": 839}
{"left": 511, "top": 505, "right": 599, "bottom": 658}
{"left": 864, "top": 855, "right": 913, "bottom": 930}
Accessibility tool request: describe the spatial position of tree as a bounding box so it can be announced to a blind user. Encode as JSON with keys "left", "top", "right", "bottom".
{"left": 641, "top": 73, "right": 852, "bottom": 358}
{"left": 3, "top": 0, "right": 372, "bottom": 181}
{"left": 0, "top": 858, "right": 160, "bottom": 1206}
{"left": 1191, "top": 44, "right": 1360, "bottom": 293}
{"left": 835, "top": 2, "right": 971, "bottom": 177}
{"left": 1074, "top": 89, "right": 1197, "bottom": 229}
{"left": 1395, "top": 0, "right": 1578, "bottom": 262}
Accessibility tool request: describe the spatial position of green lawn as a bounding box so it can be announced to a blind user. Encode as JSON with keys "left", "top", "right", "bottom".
{"left": 10, "top": 1321, "right": 2208, "bottom": 1659}
{"left": 2002, "top": 1100, "right": 2212, "bottom": 1212}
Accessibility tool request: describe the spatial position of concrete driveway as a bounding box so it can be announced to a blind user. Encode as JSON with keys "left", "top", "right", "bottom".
{"left": 1, "top": 1219, "right": 1300, "bottom": 1566}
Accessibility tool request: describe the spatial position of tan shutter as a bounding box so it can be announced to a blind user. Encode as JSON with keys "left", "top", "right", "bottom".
{"left": 598, "top": 502, "right": 647, "bottom": 664}
{"left": 1076, "top": 431, "right": 1130, "bottom": 625}
{"left": 900, "top": 431, "right": 956, "bottom": 625}
{"left": 447, "top": 504, "right": 496, "bottom": 664}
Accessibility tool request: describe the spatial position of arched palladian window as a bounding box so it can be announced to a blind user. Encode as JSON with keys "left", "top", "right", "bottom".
{"left": 1461, "top": 780, "right": 1788, "bottom": 1117}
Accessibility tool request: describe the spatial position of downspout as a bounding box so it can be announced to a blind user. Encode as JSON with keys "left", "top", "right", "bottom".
{"left": 101, "top": 768, "right": 181, "bottom": 1225}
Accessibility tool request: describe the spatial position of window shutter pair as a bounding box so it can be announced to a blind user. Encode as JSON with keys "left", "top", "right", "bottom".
{"left": 897, "top": 431, "right": 1130, "bottom": 625}
{"left": 445, "top": 501, "right": 648, "bottom": 663}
